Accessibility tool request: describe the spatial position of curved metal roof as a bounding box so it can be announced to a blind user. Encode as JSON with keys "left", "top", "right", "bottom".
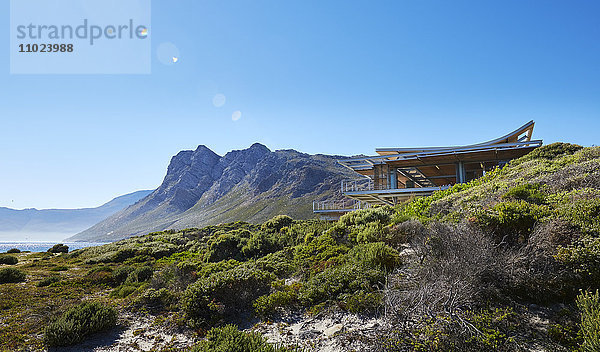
{"left": 339, "top": 120, "right": 542, "bottom": 171}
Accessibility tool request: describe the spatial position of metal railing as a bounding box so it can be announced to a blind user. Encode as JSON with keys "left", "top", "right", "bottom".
{"left": 342, "top": 178, "right": 400, "bottom": 192}
{"left": 342, "top": 179, "right": 375, "bottom": 192}
{"left": 313, "top": 199, "right": 371, "bottom": 212}
{"left": 341, "top": 178, "right": 454, "bottom": 194}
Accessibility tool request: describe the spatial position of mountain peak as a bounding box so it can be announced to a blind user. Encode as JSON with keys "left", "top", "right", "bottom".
{"left": 249, "top": 142, "right": 270, "bottom": 153}
{"left": 195, "top": 145, "right": 216, "bottom": 154}
{"left": 70, "top": 143, "right": 356, "bottom": 242}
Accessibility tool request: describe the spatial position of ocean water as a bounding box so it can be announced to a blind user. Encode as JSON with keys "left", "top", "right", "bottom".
{"left": 0, "top": 242, "right": 105, "bottom": 253}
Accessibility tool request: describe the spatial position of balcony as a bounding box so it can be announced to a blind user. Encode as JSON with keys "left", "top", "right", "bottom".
{"left": 341, "top": 178, "right": 450, "bottom": 206}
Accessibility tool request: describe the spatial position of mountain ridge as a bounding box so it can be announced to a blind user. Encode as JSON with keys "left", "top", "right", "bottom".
{"left": 69, "top": 143, "right": 355, "bottom": 242}
{"left": 0, "top": 190, "right": 153, "bottom": 242}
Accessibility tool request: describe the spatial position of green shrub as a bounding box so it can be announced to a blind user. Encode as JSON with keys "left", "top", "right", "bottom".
{"left": 557, "top": 196, "right": 600, "bottom": 234}
{"left": 294, "top": 233, "right": 349, "bottom": 275}
{"left": 547, "top": 323, "right": 580, "bottom": 348}
{"left": 341, "top": 290, "right": 382, "bottom": 313}
{"left": 353, "top": 221, "right": 386, "bottom": 244}
{"left": 207, "top": 233, "right": 245, "bottom": 262}
{"left": 392, "top": 181, "right": 484, "bottom": 224}
{"left": 112, "top": 266, "right": 134, "bottom": 284}
{"left": 340, "top": 207, "right": 393, "bottom": 227}
{"left": 502, "top": 183, "right": 546, "bottom": 204}
{"left": 50, "top": 265, "right": 68, "bottom": 272}
{"left": 262, "top": 215, "right": 293, "bottom": 232}
{"left": 134, "top": 288, "right": 176, "bottom": 311}
{"left": 254, "top": 249, "right": 296, "bottom": 277}
{"left": 299, "top": 262, "right": 385, "bottom": 306}
{"left": 254, "top": 282, "right": 301, "bottom": 317}
{"left": 44, "top": 301, "right": 118, "bottom": 346}
{"left": 38, "top": 276, "right": 61, "bottom": 287}
{"left": 242, "top": 232, "right": 281, "bottom": 259}
{"left": 349, "top": 242, "right": 400, "bottom": 271}
{"left": 190, "top": 324, "right": 295, "bottom": 352}
{"left": 47, "top": 243, "right": 69, "bottom": 253}
{"left": 111, "top": 248, "right": 137, "bottom": 262}
{"left": 576, "top": 290, "right": 600, "bottom": 352}
{"left": 475, "top": 200, "right": 551, "bottom": 245}
{"left": 556, "top": 236, "right": 600, "bottom": 288}
{"left": 527, "top": 142, "right": 583, "bottom": 161}
{"left": 0, "top": 267, "right": 26, "bottom": 283}
{"left": 183, "top": 266, "right": 275, "bottom": 327}
{"left": 0, "top": 255, "right": 18, "bottom": 265}
{"left": 463, "top": 308, "right": 517, "bottom": 350}
{"left": 6, "top": 248, "right": 20, "bottom": 254}
{"left": 110, "top": 283, "right": 140, "bottom": 298}
{"left": 85, "top": 266, "right": 114, "bottom": 285}
{"left": 126, "top": 266, "right": 153, "bottom": 283}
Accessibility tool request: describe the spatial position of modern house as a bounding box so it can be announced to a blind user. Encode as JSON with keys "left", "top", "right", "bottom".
{"left": 314, "top": 120, "right": 542, "bottom": 219}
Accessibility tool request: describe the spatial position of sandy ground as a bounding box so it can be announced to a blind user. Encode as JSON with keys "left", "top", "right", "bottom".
{"left": 253, "top": 311, "right": 384, "bottom": 352}
{"left": 47, "top": 313, "right": 195, "bottom": 352}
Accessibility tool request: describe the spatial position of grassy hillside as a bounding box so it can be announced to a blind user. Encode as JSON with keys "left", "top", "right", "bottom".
{"left": 1, "top": 143, "right": 599, "bottom": 351}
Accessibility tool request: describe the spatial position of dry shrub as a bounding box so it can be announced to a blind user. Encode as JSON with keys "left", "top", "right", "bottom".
{"left": 385, "top": 222, "right": 507, "bottom": 323}
{"left": 382, "top": 222, "right": 521, "bottom": 351}
{"left": 506, "top": 219, "right": 581, "bottom": 302}
{"left": 386, "top": 220, "right": 428, "bottom": 247}
{"left": 540, "top": 158, "right": 600, "bottom": 192}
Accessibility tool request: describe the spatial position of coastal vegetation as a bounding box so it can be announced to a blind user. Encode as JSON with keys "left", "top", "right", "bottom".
{"left": 0, "top": 143, "right": 599, "bottom": 351}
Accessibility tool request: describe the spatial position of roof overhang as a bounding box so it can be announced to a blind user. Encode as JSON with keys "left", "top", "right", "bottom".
{"left": 338, "top": 121, "right": 541, "bottom": 172}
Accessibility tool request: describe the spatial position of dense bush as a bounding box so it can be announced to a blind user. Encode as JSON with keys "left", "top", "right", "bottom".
{"left": 183, "top": 266, "right": 275, "bottom": 327}
{"left": 254, "top": 281, "right": 301, "bottom": 317}
{"left": 294, "top": 232, "right": 349, "bottom": 274}
{"left": 262, "top": 215, "right": 293, "bottom": 232}
{"left": 151, "top": 263, "right": 198, "bottom": 292}
{"left": 44, "top": 301, "right": 118, "bottom": 346}
{"left": 299, "top": 262, "right": 385, "bottom": 306}
{"left": 0, "top": 255, "right": 18, "bottom": 265}
{"left": 475, "top": 200, "right": 551, "bottom": 245}
{"left": 556, "top": 236, "right": 600, "bottom": 290}
{"left": 38, "top": 276, "right": 61, "bottom": 287}
{"left": 502, "top": 183, "right": 546, "bottom": 204}
{"left": 340, "top": 207, "right": 393, "bottom": 227}
{"left": 85, "top": 266, "right": 115, "bottom": 285}
{"left": 555, "top": 194, "right": 600, "bottom": 234}
{"left": 6, "top": 248, "right": 20, "bottom": 254}
{"left": 126, "top": 266, "right": 153, "bottom": 283}
{"left": 241, "top": 232, "right": 281, "bottom": 259}
{"left": 112, "top": 266, "right": 134, "bottom": 284}
{"left": 134, "top": 288, "right": 176, "bottom": 311}
{"left": 577, "top": 290, "right": 600, "bottom": 352}
{"left": 190, "top": 324, "right": 295, "bottom": 352}
{"left": 206, "top": 233, "right": 245, "bottom": 262}
{"left": 0, "top": 267, "right": 26, "bottom": 283}
{"left": 348, "top": 242, "right": 400, "bottom": 271}
{"left": 526, "top": 142, "right": 583, "bottom": 161}
{"left": 47, "top": 243, "right": 69, "bottom": 253}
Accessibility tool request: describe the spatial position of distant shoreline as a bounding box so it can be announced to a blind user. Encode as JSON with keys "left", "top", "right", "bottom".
{"left": 0, "top": 241, "right": 105, "bottom": 253}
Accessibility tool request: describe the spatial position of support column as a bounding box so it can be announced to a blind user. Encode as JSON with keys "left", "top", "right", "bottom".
{"left": 389, "top": 168, "right": 397, "bottom": 189}
{"left": 455, "top": 161, "right": 466, "bottom": 184}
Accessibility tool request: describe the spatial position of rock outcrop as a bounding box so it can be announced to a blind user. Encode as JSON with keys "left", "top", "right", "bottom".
{"left": 69, "top": 144, "right": 354, "bottom": 242}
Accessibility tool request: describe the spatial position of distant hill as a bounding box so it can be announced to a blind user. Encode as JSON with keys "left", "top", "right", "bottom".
{"left": 0, "top": 190, "right": 152, "bottom": 242}
{"left": 68, "top": 143, "right": 355, "bottom": 242}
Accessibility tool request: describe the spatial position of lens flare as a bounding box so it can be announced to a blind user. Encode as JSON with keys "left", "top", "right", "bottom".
{"left": 212, "top": 94, "right": 226, "bottom": 107}
{"left": 157, "top": 42, "right": 180, "bottom": 66}
{"left": 232, "top": 110, "right": 242, "bottom": 121}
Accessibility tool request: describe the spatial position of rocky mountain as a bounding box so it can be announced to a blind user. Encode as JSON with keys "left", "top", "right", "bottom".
{"left": 0, "top": 190, "right": 152, "bottom": 242}
{"left": 68, "top": 143, "right": 355, "bottom": 242}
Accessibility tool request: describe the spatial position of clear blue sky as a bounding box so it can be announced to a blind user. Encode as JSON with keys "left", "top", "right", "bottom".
{"left": 1, "top": 0, "right": 599, "bottom": 209}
